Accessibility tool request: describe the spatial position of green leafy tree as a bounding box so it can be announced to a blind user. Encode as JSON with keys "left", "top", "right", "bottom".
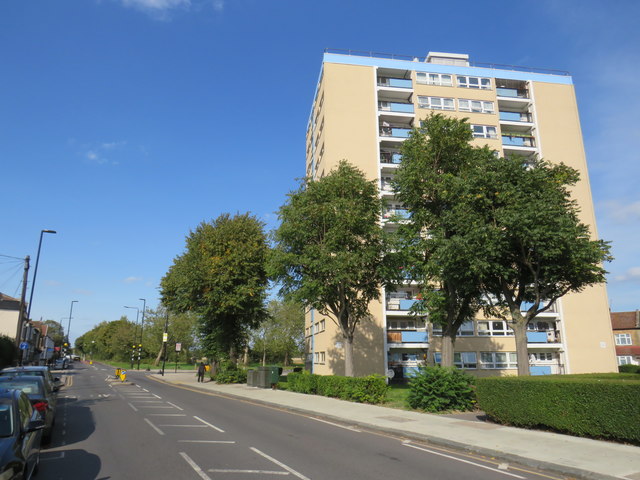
{"left": 143, "top": 305, "right": 201, "bottom": 366}
{"left": 161, "top": 213, "right": 269, "bottom": 364}
{"left": 464, "top": 155, "right": 612, "bottom": 375}
{"left": 76, "top": 316, "right": 136, "bottom": 362}
{"left": 250, "top": 299, "right": 304, "bottom": 366}
{"left": 270, "top": 160, "right": 391, "bottom": 377}
{"left": 42, "top": 320, "right": 65, "bottom": 347}
{"left": 393, "top": 114, "right": 492, "bottom": 367}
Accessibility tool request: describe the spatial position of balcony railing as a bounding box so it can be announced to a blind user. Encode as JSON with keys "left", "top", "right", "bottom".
{"left": 502, "top": 134, "right": 535, "bottom": 147}
{"left": 386, "top": 298, "right": 417, "bottom": 310}
{"left": 383, "top": 209, "right": 410, "bottom": 221}
{"left": 381, "top": 151, "right": 402, "bottom": 164}
{"left": 497, "top": 87, "right": 529, "bottom": 99}
{"left": 378, "top": 77, "right": 413, "bottom": 89}
{"left": 499, "top": 111, "right": 532, "bottom": 122}
{"left": 380, "top": 127, "right": 411, "bottom": 138}
{"left": 379, "top": 102, "right": 415, "bottom": 114}
{"left": 387, "top": 331, "right": 429, "bottom": 344}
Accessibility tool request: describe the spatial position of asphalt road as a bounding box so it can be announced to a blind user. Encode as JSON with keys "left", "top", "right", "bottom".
{"left": 37, "top": 363, "right": 567, "bottom": 480}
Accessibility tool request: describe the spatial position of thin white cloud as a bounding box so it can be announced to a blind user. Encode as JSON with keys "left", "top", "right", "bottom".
{"left": 123, "top": 276, "right": 142, "bottom": 284}
{"left": 601, "top": 201, "right": 640, "bottom": 224}
{"left": 212, "top": 0, "right": 224, "bottom": 12}
{"left": 121, "top": 0, "right": 190, "bottom": 11}
{"left": 79, "top": 140, "right": 125, "bottom": 166}
{"left": 44, "top": 280, "right": 62, "bottom": 287}
{"left": 73, "top": 289, "right": 94, "bottom": 296}
{"left": 613, "top": 267, "right": 640, "bottom": 283}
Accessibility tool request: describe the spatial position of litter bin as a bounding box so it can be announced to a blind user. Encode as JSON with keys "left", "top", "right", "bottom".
{"left": 247, "top": 369, "right": 256, "bottom": 387}
{"left": 256, "top": 366, "right": 270, "bottom": 388}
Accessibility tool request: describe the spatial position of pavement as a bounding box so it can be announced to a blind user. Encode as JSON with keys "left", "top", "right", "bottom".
{"left": 148, "top": 371, "right": 640, "bottom": 480}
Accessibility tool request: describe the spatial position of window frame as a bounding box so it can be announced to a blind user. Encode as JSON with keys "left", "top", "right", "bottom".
{"left": 417, "top": 96, "right": 455, "bottom": 111}
{"left": 477, "top": 320, "right": 513, "bottom": 336}
{"left": 480, "top": 352, "right": 518, "bottom": 369}
{"left": 457, "top": 75, "right": 491, "bottom": 89}
{"left": 471, "top": 125, "right": 498, "bottom": 139}
{"left": 617, "top": 355, "right": 633, "bottom": 366}
{"left": 615, "top": 333, "right": 632, "bottom": 346}
{"left": 416, "top": 72, "right": 453, "bottom": 87}
{"left": 458, "top": 99, "right": 495, "bottom": 114}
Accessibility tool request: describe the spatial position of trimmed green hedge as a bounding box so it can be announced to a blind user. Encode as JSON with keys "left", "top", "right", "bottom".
{"left": 287, "top": 372, "right": 388, "bottom": 404}
{"left": 476, "top": 375, "right": 640, "bottom": 444}
{"left": 619, "top": 364, "right": 640, "bottom": 374}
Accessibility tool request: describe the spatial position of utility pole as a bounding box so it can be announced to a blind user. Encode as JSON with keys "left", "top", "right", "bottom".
{"left": 161, "top": 313, "right": 169, "bottom": 376}
{"left": 16, "top": 256, "right": 30, "bottom": 364}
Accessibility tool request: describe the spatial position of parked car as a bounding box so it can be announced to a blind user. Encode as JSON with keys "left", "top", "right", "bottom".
{"left": 0, "top": 366, "right": 62, "bottom": 393}
{"left": 0, "top": 377, "right": 56, "bottom": 443}
{"left": 0, "top": 389, "right": 44, "bottom": 479}
{"left": 53, "top": 358, "right": 68, "bottom": 370}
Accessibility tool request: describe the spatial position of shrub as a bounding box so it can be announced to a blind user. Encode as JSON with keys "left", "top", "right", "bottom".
{"left": 619, "top": 364, "right": 640, "bottom": 374}
{"left": 0, "top": 336, "right": 17, "bottom": 369}
{"left": 476, "top": 375, "right": 640, "bottom": 444}
{"left": 213, "top": 361, "right": 247, "bottom": 384}
{"left": 406, "top": 366, "right": 476, "bottom": 412}
{"left": 287, "top": 372, "right": 388, "bottom": 404}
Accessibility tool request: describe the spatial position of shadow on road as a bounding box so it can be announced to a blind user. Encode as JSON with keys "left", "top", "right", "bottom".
{"left": 39, "top": 448, "right": 104, "bottom": 479}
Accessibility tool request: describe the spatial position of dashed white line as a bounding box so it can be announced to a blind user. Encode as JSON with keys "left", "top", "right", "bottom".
{"left": 144, "top": 418, "right": 165, "bottom": 436}
{"left": 402, "top": 443, "right": 526, "bottom": 479}
{"left": 158, "top": 424, "right": 207, "bottom": 428}
{"left": 167, "top": 402, "right": 183, "bottom": 411}
{"left": 209, "top": 469, "right": 289, "bottom": 475}
{"left": 128, "top": 403, "right": 138, "bottom": 412}
{"left": 178, "top": 440, "right": 236, "bottom": 444}
{"left": 148, "top": 414, "right": 187, "bottom": 417}
{"left": 152, "top": 393, "right": 162, "bottom": 399}
{"left": 251, "top": 448, "right": 310, "bottom": 480}
{"left": 180, "top": 452, "right": 212, "bottom": 480}
{"left": 194, "top": 416, "right": 225, "bottom": 433}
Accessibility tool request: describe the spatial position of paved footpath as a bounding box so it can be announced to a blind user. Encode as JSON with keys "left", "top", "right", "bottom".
{"left": 147, "top": 371, "right": 640, "bottom": 480}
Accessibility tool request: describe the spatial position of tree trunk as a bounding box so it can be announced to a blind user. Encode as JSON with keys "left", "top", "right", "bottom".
{"left": 283, "top": 350, "right": 289, "bottom": 367}
{"left": 262, "top": 347, "right": 266, "bottom": 366}
{"left": 511, "top": 319, "right": 530, "bottom": 376}
{"left": 229, "top": 345, "right": 237, "bottom": 365}
{"left": 243, "top": 345, "right": 249, "bottom": 366}
{"left": 344, "top": 334, "right": 354, "bottom": 377}
{"left": 440, "top": 332, "right": 455, "bottom": 367}
{"left": 154, "top": 347, "right": 163, "bottom": 366}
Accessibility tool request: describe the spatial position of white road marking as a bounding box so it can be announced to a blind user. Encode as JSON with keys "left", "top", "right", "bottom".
{"left": 402, "top": 443, "right": 526, "bottom": 479}
{"left": 128, "top": 403, "right": 138, "bottom": 412}
{"left": 158, "top": 424, "right": 207, "bottom": 428}
{"left": 129, "top": 400, "right": 164, "bottom": 403}
{"left": 137, "top": 405, "right": 175, "bottom": 408}
{"left": 152, "top": 393, "right": 162, "bottom": 399}
{"left": 194, "top": 416, "right": 225, "bottom": 433}
{"left": 180, "top": 452, "right": 212, "bottom": 480}
{"left": 179, "top": 440, "right": 236, "bottom": 444}
{"left": 144, "top": 418, "right": 165, "bottom": 436}
{"left": 208, "top": 469, "right": 289, "bottom": 475}
{"left": 148, "top": 414, "right": 187, "bottom": 417}
{"left": 308, "top": 417, "right": 360, "bottom": 432}
{"left": 251, "top": 448, "right": 310, "bottom": 480}
{"left": 142, "top": 388, "right": 149, "bottom": 392}
{"left": 167, "top": 401, "right": 183, "bottom": 410}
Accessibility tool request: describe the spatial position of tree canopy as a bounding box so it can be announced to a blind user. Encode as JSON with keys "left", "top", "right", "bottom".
{"left": 270, "top": 160, "right": 392, "bottom": 376}
{"left": 160, "top": 213, "right": 269, "bottom": 362}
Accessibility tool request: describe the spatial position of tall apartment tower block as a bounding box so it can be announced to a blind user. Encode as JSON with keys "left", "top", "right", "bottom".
{"left": 304, "top": 49, "right": 617, "bottom": 379}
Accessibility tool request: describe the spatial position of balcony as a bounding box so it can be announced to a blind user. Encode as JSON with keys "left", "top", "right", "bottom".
{"left": 379, "top": 101, "right": 415, "bottom": 114}
{"left": 380, "top": 126, "right": 411, "bottom": 138}
{"left": 497, "top": 87, "right": 529, "bottom": 99}
{"left": 378, "top": 77, "right": 412, "bottom": 89}
{"left": 386, "top": 297, "right": 417, "bottom": 310}
{"left": 502, "top": 133, "right": 535, "bottom": 148}
{"left": 499, "top": 111, "right": 532, "bottom": 123}
{"left": 381, "top": 151, "right": 402, "bottom": 164}
{"left": 387, "top": 330, "right": 429, "bottom": 345}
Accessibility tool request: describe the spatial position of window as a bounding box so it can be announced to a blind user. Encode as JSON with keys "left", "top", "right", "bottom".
{"left": 617, "top": 355, "right": 633, "bottom": 366}
{"left": 388, "top": 319, "right": 425, "bottom": 330}
{"left": 480, "top": 352, "right": 517, "bottom": 369}
{"left": 455, "top": 352, "right": 477, "bottom": 368}
{"left": 457, "top": 75, "right": 491, "bottom": 89}
{"left": 458, "top": 99, "right": 494, "bottom": 114}
{"left": 314, "top": 351, "right": 325, "bottom": 364}
{"left": 417, "top": 96, "right": 455, "bottom": 111}
{"left": 471, "top": 125, "right": 497, "bottom": 139}
{"left": 615, "top": 333, "right": 632, "bottom": 346}
{"left": 477, "top": 321, "right": 513, "bottom": 336}
{"left": 313, "top": 320, "right": 325, "bottom": 334}
{"left": 416, "top": 72, "right": 453, "bottom": 86}
{"left": 458, "top": 321, "right": 474, "bottom": 336}
{"left": 530, "top": 352, "right": 554, "bottom": 362}
{"left": 431, "top": 323, "right": 443, "bottom": 337}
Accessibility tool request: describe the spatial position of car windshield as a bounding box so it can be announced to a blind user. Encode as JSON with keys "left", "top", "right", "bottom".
{"left": 0, "top": 380, "right": 43, "bottom": 396}
{"left": 0, "top": 371, "right": 42, "bottom": 377}
{"left": 0, "top": 403, "right": 13, "bottom": 437}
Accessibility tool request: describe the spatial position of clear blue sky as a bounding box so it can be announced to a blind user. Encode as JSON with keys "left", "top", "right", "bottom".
{"left": 1, "top": 0, "right": 639, "bottom": 343}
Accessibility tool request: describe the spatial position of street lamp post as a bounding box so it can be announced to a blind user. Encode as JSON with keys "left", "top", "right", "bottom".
{"left": 161, "top": 312, "right": 169, "bottom": 376}
{"left": 124, "top": 306, "right": 139, "bottom": 369}
{"left": 138, "top": 298, "right": 146, "bottom": 370}
{"left": 27, "top": 229, "right": 56, "bottom": 321}
{"left": 65, "top": 300, "right": 78, "bottom": 356}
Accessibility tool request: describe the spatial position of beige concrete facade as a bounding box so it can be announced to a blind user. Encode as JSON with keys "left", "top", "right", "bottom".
{"left": 304, "top": 51, "right": 617, "bottom": 378}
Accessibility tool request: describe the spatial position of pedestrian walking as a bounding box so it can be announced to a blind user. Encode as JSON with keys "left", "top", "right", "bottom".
{"left": 197, "top": 362, "right": 205, "bottom": 382}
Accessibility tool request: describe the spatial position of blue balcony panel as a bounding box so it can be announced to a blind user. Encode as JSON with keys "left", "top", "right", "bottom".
{"left": 499, "top": 111, "right": 522, "bottom": 121}
{"left": 388, "top": 78, "right": 413, "bottom": 89}
{"left": 527, "top": 331, "right": 548, "bottom": 343}
{"left": 403, "top": 366, "right": 421, "bottom": 378}
{"left": 401, "top": 331, "right": 428, "bottom": 343}
{"left": 392, "top": 128, "right": 410, "bottom": 138}
{"left": 389, "top": 103, "right": 414, "bottom": 113}
{"left": 530, "top": 365, "right": 552, "bottom": 376}
{"left": 399, "top": 299, "right": 417, "bottom": 310}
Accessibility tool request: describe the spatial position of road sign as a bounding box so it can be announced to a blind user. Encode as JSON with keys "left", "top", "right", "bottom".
{"left": 19, "top": 342, "right": 29, "bottom": 350}
{"left": 175, "top": 343, "right": 182, "bottom": 352}
{"left": 163, "top": 333, "right": 168, "bottom": 342}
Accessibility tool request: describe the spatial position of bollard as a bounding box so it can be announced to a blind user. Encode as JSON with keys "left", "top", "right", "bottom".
{"left": 120, "top": 369, "right": 127, "bottom": 382}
